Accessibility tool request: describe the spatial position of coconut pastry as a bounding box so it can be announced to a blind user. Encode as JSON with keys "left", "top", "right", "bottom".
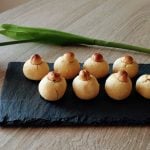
{"left": 23, "top": 54, "right": 49, "bottom": 80}
{"left": 72, "top": 69, "right": 100, "bottom": 100}
{"left": 83, "top": 53, "right": 109, "bottom": 78}
{"left": 105, "top": 70, "right": 132, "bottom": 100}
{"left": 136, "top": 74, "right": 150, "bottom": 99}
{"left": 38, "top": 71, "right": 67, "bottom": 101}
{"left": 113, "top": 55, "right": 138, "bottom": 78}
{"left": 54, "top": 52, "right": 80, "bottom": 79}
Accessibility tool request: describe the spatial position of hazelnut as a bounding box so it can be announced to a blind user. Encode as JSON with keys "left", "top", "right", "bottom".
{"left": 30, "top": 54, "right": 42, "bottom": 65}
{"left": 91, "top": 53, "right": 103, "bottom": 62}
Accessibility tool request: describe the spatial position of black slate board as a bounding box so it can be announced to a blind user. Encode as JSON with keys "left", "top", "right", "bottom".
{"left": 0, "top": 62, "right": 150, "bottom": 127}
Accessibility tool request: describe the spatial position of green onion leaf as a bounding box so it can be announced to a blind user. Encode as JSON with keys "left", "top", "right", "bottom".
{"left": 0, "top": 24, "right": 150, "bottom": 54}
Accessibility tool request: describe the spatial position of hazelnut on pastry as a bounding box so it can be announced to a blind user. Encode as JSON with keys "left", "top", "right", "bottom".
{"left": 105, "top": 70, "right": 132, "bottom": 100}
{"left": 38, "top": 71, "right": 67, "bottom": 101}
{"left": 136, "top": 74, "right": 150, "bottom": 99}
{"left": 113, "top": 55, "right": 139, "bottom": 78}
{"left": 54, "top": 52, "right": 80, "bottom": 79}
{"left": 72, "top": 69, "right": 100, "bottom": 100}
{"left": 23, "top": 54, "right": 49, "bottom": 80}
{"left": 83, "top": 53, "right": 109, "bottom": 78}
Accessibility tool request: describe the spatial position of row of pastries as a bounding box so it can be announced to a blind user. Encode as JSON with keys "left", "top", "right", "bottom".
{"left": 23, "top": 52, "right": 150, "bottom": 101}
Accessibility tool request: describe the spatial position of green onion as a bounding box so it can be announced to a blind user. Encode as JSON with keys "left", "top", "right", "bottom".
{"left": 0, "top": 24, "right": 150, "bottom": 54}
{"left": 0, "top": 39, "right": 37, "bottom": 46}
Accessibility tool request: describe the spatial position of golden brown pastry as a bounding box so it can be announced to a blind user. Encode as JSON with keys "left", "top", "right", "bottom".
{"left": 23, "top": 54, "right": 49, "bottom": 80}
{"left": 136, "top": 74, "right": 150, "bottom": 99}
{"left": 113, "top": 55, "right": 138, "bottom": 78}
{"left": 54, "top": 52, "right": 80, "bottom": 79}
{"left": 72, "top": 69, "right": 100, "bottom": 100}
{"left": 83, "top": 53, "right": 109, "bottom": 78}
{"left": 105, "top": 70, "right": 132, "bottom": 100}
{"left": 38, "top": 71, "right": 67, "bottom": 101}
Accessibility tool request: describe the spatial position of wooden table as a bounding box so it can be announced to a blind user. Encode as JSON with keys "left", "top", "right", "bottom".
{"left": 0, "top": 0, "right": 150, "bottom": 149}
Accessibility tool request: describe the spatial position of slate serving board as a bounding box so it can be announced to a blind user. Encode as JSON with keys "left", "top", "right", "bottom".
{"left": 0, "top": 62, "right": 150, "bottom": 127}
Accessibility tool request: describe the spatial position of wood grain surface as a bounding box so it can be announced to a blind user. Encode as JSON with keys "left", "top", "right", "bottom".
{"left": 0, "top": 0, "right": 29, "bottom": 12}
{"left": 0, "top": 0, "right": 150, "bottom": 149}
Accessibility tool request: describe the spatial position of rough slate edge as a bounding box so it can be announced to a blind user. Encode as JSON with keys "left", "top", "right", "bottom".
{"left": 0, "top": 62, "right": 150, "bottom": 127}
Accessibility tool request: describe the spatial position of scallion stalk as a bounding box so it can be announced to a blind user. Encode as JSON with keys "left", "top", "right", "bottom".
{"left": 0, "top": 24, "right": 150, "bottom": 54}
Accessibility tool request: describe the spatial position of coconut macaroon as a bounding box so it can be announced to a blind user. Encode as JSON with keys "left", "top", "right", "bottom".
{"left": 54, "top": 52, "right": 80, "bottom": 79}
{"left": 38, "top": 71, "right": 67, "bottom": 101}
{"left": 83, "top": 53, "right": 109, "bottom": 78}
{"left": 136, "top": 74, "right": 150, "bottom": 99}
{"left": 72, "top": 69, "right": 100, "bottom": 100}
{"left": 113, "top": 55, "right": 139, "bottom": 78}
{"left": 105, "top": 70, "right": 132, "bottom": 100}
{"left": 23, "top": 54, "right": 49, "bottom": 80}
